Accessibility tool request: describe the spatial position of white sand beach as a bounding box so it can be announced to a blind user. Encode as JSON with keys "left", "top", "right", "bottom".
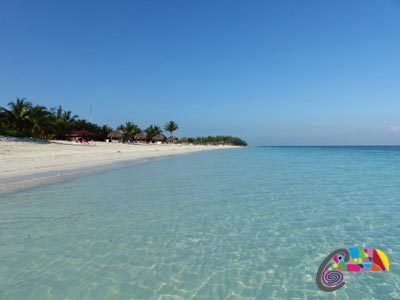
{"left": 0, "top": 137, "right": 235, "bottom": 191}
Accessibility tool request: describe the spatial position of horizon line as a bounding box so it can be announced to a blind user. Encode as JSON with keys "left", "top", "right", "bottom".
{"left": 253, "top": 144, "right": 400, "bottom": 147}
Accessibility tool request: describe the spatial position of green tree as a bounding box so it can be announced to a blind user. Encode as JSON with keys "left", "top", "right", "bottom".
{"left": 145, "top": 125, "right": 162, "bottom": 138}
{"left": 116, "top": 124, "right": 125, "bottom": 131}
{"left": 0, "top": 97, "right": 32, "bottom": 133}
{"left": 0, "top": 108, "right": 6, "bottom": 129}
{"left": 75, "top": 119, "right": 99, "bottom": 132}
{"left": 117, "top": 122, "right": 141, "bottom": 135}
{"left": 127, "top": 122, "right": 141, "bottom": 138}
{"left": 52, "top": 106, "right": 78, "bottom": 139}
{"left": 99, "top": 125, "right": 113, "bottom": 140}
{"left": 117, "top": 121, "right": 141, "bottom": 142}
{"left": 28, "top": 105, "right": 52, "bottom": 139}
{"left": 164, "top": 120, "right": 179, "bottom": 136}
{"left": 185, "top": 135, "right": 247, "bottom": 146}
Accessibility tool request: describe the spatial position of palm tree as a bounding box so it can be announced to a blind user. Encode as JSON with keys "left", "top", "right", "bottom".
{"left": 128, "top": 122, "right": 141, "bottom": 134}
{"left": 51, "top": 105, "right": 63, "bottom": 121}
{"left": 164, "top": 121, "right": 179, "bottom": 136}
{"left": 0, "top": 109, "right": 6, "bottom": 130}
{"left": 99, "top": 125, "right": 113, "bottom": 140}
{"left": 145, "top": 125, "right": 162, "bottom": 138}
{"left": 52, "top": 106, "right": 78, "bottom": 139}
{"left": 117, "top": 122, "right": 141, "bottom": 135}
{"left": 0, "top": 97, "right": 32, "bottom": 133}
{"left": 28, "top": 105, "right": 52, "bottom": 139}
{"left": 117, "top": 121, "right": 141, "bottom": 142}
{"left": 116, "top": 124, "right": 125, "bottom": 131}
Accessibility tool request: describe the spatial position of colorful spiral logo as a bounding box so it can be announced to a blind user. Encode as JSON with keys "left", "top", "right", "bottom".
{"left": 316, "top": 248, "right": 390, "bottom": 292}
{"left": 322, "top": 269, "right": 344, "bottom": 287}
{"left": 316, "top": 248, "right": 349, "bottom": 292}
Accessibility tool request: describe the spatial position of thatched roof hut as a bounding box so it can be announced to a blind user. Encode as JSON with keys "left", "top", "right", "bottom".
{"left": 167, "top": 136, "right": 178, "bottom": 144}
{"left": 152, "top": 134, "right": 167, "bottom": 143}
{"left": 107, "top": 130, "right": 127, "bottom": 142}
{"left": 134, "top": 132, "right": 149, "bottom": 143}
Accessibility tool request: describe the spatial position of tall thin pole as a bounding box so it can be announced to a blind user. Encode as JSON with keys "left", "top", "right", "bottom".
{"left": 89, "top": 99, "right": 93, "bottom": 123}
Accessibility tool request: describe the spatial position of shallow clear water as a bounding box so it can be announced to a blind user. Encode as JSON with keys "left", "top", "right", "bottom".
{"left": 1, "top": 147, "right": 400, "bottom": 299}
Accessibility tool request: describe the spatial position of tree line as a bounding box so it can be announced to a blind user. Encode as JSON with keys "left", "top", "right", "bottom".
{"left": 0, "top": 97, "right": 247, "bottom": 146}
{"left": 116, "top": 121, "right": 178, "bottom": 138}
{"left": 0, "top": 97, "right": 178, "bottom": 140}
{"left": 185, "top": 136, "right": 247, "bottom": 146}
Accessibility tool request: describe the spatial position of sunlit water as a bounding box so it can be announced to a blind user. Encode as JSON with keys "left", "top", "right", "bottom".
{"left": 1, "top": 147, "right": 400, "bottom": 299}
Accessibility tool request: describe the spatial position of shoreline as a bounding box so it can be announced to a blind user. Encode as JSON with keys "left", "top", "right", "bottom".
{"left": 0, "top": 138, "right": 238, "bottom": 192}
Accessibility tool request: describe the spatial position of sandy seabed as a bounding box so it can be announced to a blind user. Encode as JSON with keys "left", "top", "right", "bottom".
{"left": 0, "top": 137, "right": 236, "bottom": 191}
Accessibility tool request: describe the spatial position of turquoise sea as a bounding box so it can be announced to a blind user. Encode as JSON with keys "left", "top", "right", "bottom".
{"left": 1, "top": 146, "right": 400, "bottom": 299}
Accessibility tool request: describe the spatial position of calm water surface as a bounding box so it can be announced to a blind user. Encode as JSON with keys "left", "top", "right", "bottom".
{"left": 1, "top": 147, "right": 400, "bottom": 299}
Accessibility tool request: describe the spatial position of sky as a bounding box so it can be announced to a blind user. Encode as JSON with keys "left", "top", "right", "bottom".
{"left": 1, "top": 0, "right": 400, "bottom": 145}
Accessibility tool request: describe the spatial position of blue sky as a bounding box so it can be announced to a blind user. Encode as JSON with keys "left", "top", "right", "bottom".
{"left": 1, "top": 0, "right": 399, "bottom": 145}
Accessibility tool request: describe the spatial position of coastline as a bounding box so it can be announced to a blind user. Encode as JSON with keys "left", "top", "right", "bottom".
{"left": 0, "top": 138, "right": 238, "bottom": 192}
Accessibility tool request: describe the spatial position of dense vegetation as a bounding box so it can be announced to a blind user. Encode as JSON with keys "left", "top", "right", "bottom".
{"left": 183, "top": 136, "right": 247, "bottom": 146}
{"left": 0, "top": 98, "right": 113, "bottom": 140}
{"left": 0, "top": 97, "right": 247, "bottom": 146}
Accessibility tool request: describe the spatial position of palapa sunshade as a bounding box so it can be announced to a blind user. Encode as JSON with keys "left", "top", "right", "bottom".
{"left": 134, "top": 132, "right": 148, "bottom": 141}
{"left": 107, "top": 130, "right": 126, "bottom": 139}
{"left": 152, "top": 134, "right": 167, "bottom": 142}
{"left": 167, "top": 136, "right": 178, "bottom": 143}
